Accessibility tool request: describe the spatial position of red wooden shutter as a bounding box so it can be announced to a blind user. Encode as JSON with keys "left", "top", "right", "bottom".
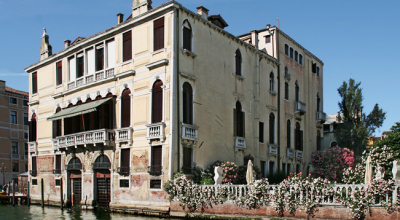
{"left": 153, "top": 17, "right": 165, "bottom": 51}
{"left": 32, "top": 72, "right": 37, "bottom": 94}
{"left": 77, "top": 56, "right": 84, "bottom": 78}
{"left": 121, "top": 148, "right": 130, "bottom": 168}
{"left": 152, "top": 146, "right": 162, "bottom": 172}
{"left": 123, "top": 31, "right": 132, "bottom": 62}
{"left": 56, "top": 62, "right": 62, "bottom": 85}
{"left": 32, "top": 156, "right": 37, "bottom": 171}
{"left": 56, "top": 155, "right": 61, "bottom": 170}
{"left": 152, "top": 81, "right": 163, "bottom": 123}
{"left": 121, "top": 89, "right": 131, "bottom": 128}
{"left": 96, "top": 48, "right": 104, "bottom": 71}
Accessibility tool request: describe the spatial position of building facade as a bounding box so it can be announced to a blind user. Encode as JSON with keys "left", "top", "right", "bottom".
{"left": 0, "top": 80, "right": 29, "bottom": 187}
{"left": 24, "top": 0, "right": 323, "bottom": 210}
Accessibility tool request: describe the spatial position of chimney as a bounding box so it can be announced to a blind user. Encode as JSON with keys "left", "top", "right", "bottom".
{"left": 0, "top": 80, "right": 5, "bottom": 92}
{"left": 40, "top": 28, "right": 52, "bottom": 61}
{"left": 266, "top": 24, "right": 271, "bottom": 29}
{"left": 132, "top": 0, "right": 152, "bottom": 17}
{"left": 251, "top": 30, "right": 259, "bottom": 49}
{"left": 196, "top": 6, "right": 209, "bottom": 20}
{"left": 117, "top": 13, "right": 124, "bottom": 24}
{"left": 64, "top": 40, "right": 71, "bottom": 49}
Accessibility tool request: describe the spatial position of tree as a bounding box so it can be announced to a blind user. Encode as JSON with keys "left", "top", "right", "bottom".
{"left": 334, "top": 78, "right": 386, "bottom": 156}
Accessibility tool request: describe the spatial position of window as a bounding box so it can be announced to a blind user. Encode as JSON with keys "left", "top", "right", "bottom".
{"left": 260, "top": 161, "right": 266, "bottom": 178}
{"left": 25, "top": 143, "right": 28, "bottom": 156}
{"left": 284, "top": 66, "right": 289, "bottom": 78}
{"left": 23, "top": 100, "right": 28, "bottom": 106}
{"left": 119, "top": 148, "right": 130, "bottom": 174}
{"left": 10, "top": 97, "right": 17, "bottom": 104}
{"left": 295, "top": 81, "right": 299, "bottom": 102}
{"left": 234, "top": 101, "right": 245, "bottom": 137}
{"left": 68, "top": 56, "right": 76, "bottom": 82}
{"left": 284, "top": 44, "right": 289, "bottom": 56}
{"left": 294, "top": 51, "right": 298, "bottom": 62}
{"left": 290, "top": 47, "right": 294, "bottom": 59}
{"left": 54, "top": 155, "right": 61, "bottom": 174}
{"left": 24, "top": 113, "right": 28, "bottom": 125}
{"left": 120, "top": 179, "right": 129, "bottom": 188}
{"left": 56, "top": 61, "right": 62, "bottom": 86}
{"left": 317, "top": 93, "right": 321, "bottom": 112}
{"left": 150, "top": 180, "right": 161, "bottom": 189}
{"left": 123, "top": 31, "right": 132, "bottom": 62}
{"left": 52, "top": 107, "right": 62, "bottom": 138}
{"left": 55, "top": 179, "right": 61, "bottom": 186}
{"left": 295, "top": 122, "right": 303, "bottom": 151}
{"left": 182, "top": 147, "right": 192, "bottom": 174}
{"left": 121, "top": 89, "right": 131, "bottom": 128}
{"left": 299, "top": 54, "right": 303, "bottom": 65}
{"left": 312, "top": 62, "right": 317, "bottom": 73}
{"left": 12, "top": 142, "right": 18, "bottom": 155}
{"left": 29, "top": 113, "right": 37, "bottom": 142}
{"left": 183, "top": 20, "right": 192, "bottom": 51}
{"left": 107, "top": 39, "right": 116, "bottom": 68}
{"left": 285, "top": 82, "right": 289, "bottom": 100}
{"left": 317, "top": 130, "right": 321, "bottom": 151}
{"left": 269, "top": 113, "right": 275, "bottom": 144}
{"left": 269, "top": 161, "right": 275, "bottom": 175}
{"left": 24, "top": 133, "right": 28, "bottom": 139}
{"left": 269, "top": 72, "right": 274, "bottom": 92}
{"left": 259, "top": 122, "right": 264, "bottom": 143}
{"left": 287, "top": 120, "right": 291, "bottom": 148}
{"left": 10, "top": 111, "right": 17, "bottom": 124}
{"left": 182, "top": 83, "right": 193, "bottom": 124}
{"left": 153, "top": 17, "right": 165, "bottom": 51}
{"left": 32, "top": 72, "right": 37, "bottom": 94}
{"left": 265, "top": 35, "right": 271, "bottom": 43}
{"left": 152, "top": 80, "right": 163, "bottom": 123}
{"left": 151, "top": 146, "right": 162, "bottom": 175}
{"left": 25, "top": 164, "right": 28, "bottom": 172}
{"left": 286, "top": 164, "right": 291, "bottom": 175}
{"left": 296, "top": 164, "right": 300, "bottom": 174}
{"left": 235, "top": 49, "right": 242, "bottom": 76}
{"left": 96, "top": 45, "right": 104, "bottom": 71}
{"left": 12, "top": 163, "right": 19, "bottom": 172}
{"left": 317, "top": 66, "right": 320, "bottom": 77}
{"left": 76, "top": 53, "right": 84, "bottom": 78}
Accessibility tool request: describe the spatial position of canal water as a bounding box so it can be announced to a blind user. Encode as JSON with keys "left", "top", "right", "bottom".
{"left": 0, "top": 204, "right": 180, "bottom": 220}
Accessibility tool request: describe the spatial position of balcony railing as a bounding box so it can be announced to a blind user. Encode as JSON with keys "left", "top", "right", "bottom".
{"left": 295, "top": 101, "right": 307, "bottom": 114}
{"left": 115, "top": 127, "right": 133, "bottom": 145}
{"left": 269, "top": 144, "right": 278, "bottom": 156}
{"left": 28, "top": 142, "right": 37, "bottom": 154}
{"left": 66, "top": 68, "right": 115, "bottom": 91}
{"left": 92, "top": 162, "right": 111, "bottom": 170}
{"left": 52, "top": 129, "right": 114, "bottom": 150}
{"left": 148, "top": 165, "right": 162, "bottom": 176}
{"left": 146, "top": 122, "right": 165, "bottom": 143}
{"left": 181, "top": 123, "right": 198, "bottom": 141}
{"left": 53, "top": 169, "right": 61, "bottom": 174}
{"left": 117, "top": 167, "right": 130, "bottom": 175}
{"left": 29, "top": 170, "right": 37, "bottom": 177}
{"left": 65, "top": 163, "right": 82, "bottom": 170}
{"left": 296, "top": 150, "right": 303, "bottom": 161}
{"left": 316, "top": 111, "right": 327, "bottom": 122}
{"left": 234, "top": 136, "right": 246, "bottom": 151}
{"left": 11, "top": 154, "right": 19, "bottom": 159}
{"left": 287, "top": 148, "right": 294, "bottom": 159}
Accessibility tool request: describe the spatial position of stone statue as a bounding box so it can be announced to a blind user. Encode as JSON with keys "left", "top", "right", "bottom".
{"left": 85, "top": 151, "right": 92, "bottom": 171}
{"left": 375, "top": 164, "right": 385, "bottom": 180}
{"left": 392, "top": 160, "right": 400, "bottom": 182}
{"left": 214, "top": 166, "right": 223, "bottom": 185}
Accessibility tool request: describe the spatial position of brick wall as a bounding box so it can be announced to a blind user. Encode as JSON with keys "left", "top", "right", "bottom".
{"left": 38, "top": 156, "right": 54, "bottom": 173}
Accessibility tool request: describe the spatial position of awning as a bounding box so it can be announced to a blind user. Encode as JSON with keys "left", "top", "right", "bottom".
{"left": 47, "top": 97, "right": 112, "bottom": 121}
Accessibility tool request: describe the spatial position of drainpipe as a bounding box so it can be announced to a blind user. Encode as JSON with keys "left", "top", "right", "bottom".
{"left": 176, "top": 7, "right": 181, "bottom": 173}
{"left": 274, "top": 28, "right": 281, "bottom": 171}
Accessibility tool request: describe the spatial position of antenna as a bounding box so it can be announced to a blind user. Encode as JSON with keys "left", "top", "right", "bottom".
{"left": 276, "top": 18, "right": 280, "bottom": 29}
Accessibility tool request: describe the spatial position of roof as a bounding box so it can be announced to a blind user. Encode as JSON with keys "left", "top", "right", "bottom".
{"left": 5, "top": 86, "right": 28, "bottom": 96}
{"left": 71, "top": 37, "right": 86, "bottom": 45}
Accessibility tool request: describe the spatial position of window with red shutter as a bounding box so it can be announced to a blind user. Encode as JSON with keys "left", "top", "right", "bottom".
{"left": 56, "top": 62, "right": 62, "bottom": 86}
{"left": 32, "top": 72, "right": 37, "bottom": 94}
{"left": 151, "top": 146, "right": 162, "bottom": 173}
{"left": 121, "top": 89, "right": 131, "bottom": 128}
{"left": 77, "top": 55, "right": 84, "bottom": 78}
{"left": 152, "top": 80, "right": 163, "bottom": 123}
{"left": 182, "top": 83, "right": 193, "bottom": 124}
{"left": 123, "top": 31, "right": 132, "bottom": 62}
{"left": 32, "top": 156, "right": 37, "bottom": 172}
{"left": 153, "top": 17, "right": 164, "bottom": 51}
{"left": 96, "top": 46, "right": 104, "bottom": 71}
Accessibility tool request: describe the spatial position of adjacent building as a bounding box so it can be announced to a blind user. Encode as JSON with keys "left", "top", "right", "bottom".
{"left": 24, "top": 0, "right": 324, "bottom": 210}
{"left": 0, "top": 80, "right": 29, "bottom": 186}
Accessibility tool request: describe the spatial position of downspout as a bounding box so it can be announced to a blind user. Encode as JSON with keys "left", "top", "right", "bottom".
{"left": 175, "top": 8, "right": 181, "bottom": 172}
{"left": 275, "top": 29, "right": 281, "bottom": 171}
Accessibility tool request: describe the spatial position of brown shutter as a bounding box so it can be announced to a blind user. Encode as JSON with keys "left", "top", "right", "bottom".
{"left": 123, "top": 31, "right": 132, "bottom": 62}
{"left": 152, "top": 81, "right": 163, "bottom": 123}
{"left": 56, "top": 155, "right": 61, "bottom": 170}
{"left": 121, "top": 89, "right": 131, "bottom": 128}
{"left": 77, "top": 57, "right": 84, "bottom": 78}
{"left": 152, "top": 146, "right": 162, "bottom": 172}
{"left": 233, "top": 108, "right": 237, "bottom": 136}
{"left": 52, "top": 120, "right": 57, "bottom": 139}
{"left": 153, "top": 17, "right": 164, "bottom": 51}
{"left": 121, "top": 148, "right": 130, "bottom": 168}
{"left": 32, "top": 72, "right": 37, "bottom": 94}
{"left": 56, "top": 62, "right": 62, "bottom": 85}
{"left": 32, "top": 156, "right": 37, "bottom": 171}
{"left": 96, "top": 48, "right": 104, "bottom": 71}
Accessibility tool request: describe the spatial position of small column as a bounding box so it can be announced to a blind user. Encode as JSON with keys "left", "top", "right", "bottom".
{"left": 40, "top": 28, "right": 52, "bottom": 61}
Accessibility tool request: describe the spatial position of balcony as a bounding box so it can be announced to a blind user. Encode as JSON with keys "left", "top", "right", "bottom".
{"left": 234, "top": 136, "right": 246, "bottom": 151}
{"left": 296, "top": 150, "right": 303, "bottom": 161}
{"left": 117, "top": 167, "right": 130, "bottom": 175}
{"left": 66, "top": 68, "right": 115, "bottom": 92}
{"left": 52, "top": 129, "right": 114, "bottom": 150}
{"left": 115, "top": 127, "right": 133, "bottom": 145}
{"left": 92, "top": 162, "right": 111, "bottom": 170}
{"left": 146, "top": 122, "right": 165, "bottom": 143}
{"left": 295, "top": 101, "right": 306, "bottom": 115}
{"left": 29, "top": 170, "right": 37, "bottom": 177}
{"left": 11, "top": 154, "right": 19, "bottom": 159}
{"left": 28, "top": 142, "right": 37, "bottom": 154}
{"left": 269, "top": 144, "right": 278, "bottom": 156}
{"left": 148, "top": 165, "right": 162, "bottom": 176}
{"left": 316, "top": 111, "right": 327, "bottom": 122}
{"left": 65, "top": 163, "right": 82, "bottom": 170}
{"left": 287, "top": 148, "right": 294, "bottom": 159}
{"left": 53, "top": 169, "right": 61, "bottom": 175}
{"left": 181, "top": 123, "right": 198, "bottom": 141}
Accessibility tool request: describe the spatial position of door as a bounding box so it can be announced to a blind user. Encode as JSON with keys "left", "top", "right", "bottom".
{"left": 72, "top": 178, "right": 81, "bottom": 205}
{"left": 96, "top": 171, "right": 110, "bottom": 207}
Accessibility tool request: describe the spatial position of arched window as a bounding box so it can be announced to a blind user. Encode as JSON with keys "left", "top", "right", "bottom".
{"left": 234, "top": 101, "right": 244, "bottom": 137}
{"left": 29, "top": 113, "right": 37, "bottom": 142}
{"left": 182, "top": 82, "right": 193, "bottom": 124}
{"left": 121, "top": 88, "right": 131, "bottom": 128}
{"left": 317, "top": 93, "right": 321, "bottom": 112}
{"left": 269, "top": 72, "right": 274, "bottom": 92}
{"left": 295, "top": 81, "right": 300, "bottom": 102}
{"left": 152, "top": 80, "right": 163, "bottom": 123}
{"left": 93, "top": 155, "right": 111, "bottom": 169}
{"left": 317, "top": 130, "right": 321, "bottom": 151}
{"left": 183, "top": 20, "right": 192, "bottom": 51}
{"left": 269, "top": 113, "right": 275, "bottom": 144}
{"left": 67, "top": 157, "right": 82, "bottom": 170}
{"left": 235, "top": 49, "right": 242, "bottom": 76}
{"left": 287, "top": 120, "right": 291, "bottom": 148}
{"left": 285, "top": 82, "right": 289, "bottom": 100}
{"left": 295, "top": 122, "right": 303, "bottom": 151}
{"left": 285, "top": 44, "right": 289, "bottom": 56}
{"left": 52, "top": 107, "right": 62, "bottom": 138}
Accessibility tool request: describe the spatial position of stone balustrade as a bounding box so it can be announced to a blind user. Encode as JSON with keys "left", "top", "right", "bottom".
{"left": 181, "top": 123, "right": 198, "bottom": 141}
{"left": 286, "top": 148, "right": 294, "bottom": 159}
{"left": 146, "top": 122, "right": 165, "bottom": 143}
{"left": 295, "top": 101, "right": 306, "bottom": 114}
{"left": 295, "top": 150, "right": 303, "bottom": 161}
{"left": 28, "top": 141, "right": 37, "bottom": 154}
{"left": 52, "top": 128, "right": 114, "bottom": 150}
{"left": 115, "top": 127, "right": 133, "bottom": 145}
{"left": 269, "top": 144, "right": 278, "bottom": 156}
{"left": 234, "top": 136, "right": 246, "bottom": 151}
{"left": 316, "top": 111, "right": 327, "bottom": 122}
{"left": 66, "top": 67, "right": 115, "bottom": 91}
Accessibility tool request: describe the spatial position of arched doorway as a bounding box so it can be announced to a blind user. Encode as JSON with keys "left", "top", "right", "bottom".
{"left": 67, "top": 157, "right": 82, "bottom": 206}
{"left": 93, "top": 154, "right": 111, "bottom": 207}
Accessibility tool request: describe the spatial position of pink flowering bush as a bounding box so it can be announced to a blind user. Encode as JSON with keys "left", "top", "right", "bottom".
{"left": 204, "top": 161, "right": 262, "bottom": 184}
{"left": 311, "top": 146, "right": 354, "bottom": 182}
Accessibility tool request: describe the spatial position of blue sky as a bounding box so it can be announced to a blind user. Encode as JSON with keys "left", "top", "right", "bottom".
{"left": 0, "top": 0, "right": 398, "bottom": 135}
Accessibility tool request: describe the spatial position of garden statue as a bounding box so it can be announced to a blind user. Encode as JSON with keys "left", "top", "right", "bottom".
{"left": 365, "top": 156, "right": 372, "bottom": 184}
{"left": 392, "top": 160, "right": 400, "bottom": 182}
{"left": 214, "top": 166, "right": 223, "bottom": 185}
{"left": 375, "top": 164, "right": 385, "bottom": 180}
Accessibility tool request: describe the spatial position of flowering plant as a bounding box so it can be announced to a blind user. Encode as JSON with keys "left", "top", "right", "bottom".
{"left": 204, "top": 161, "right": 261, "bottom": 184}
